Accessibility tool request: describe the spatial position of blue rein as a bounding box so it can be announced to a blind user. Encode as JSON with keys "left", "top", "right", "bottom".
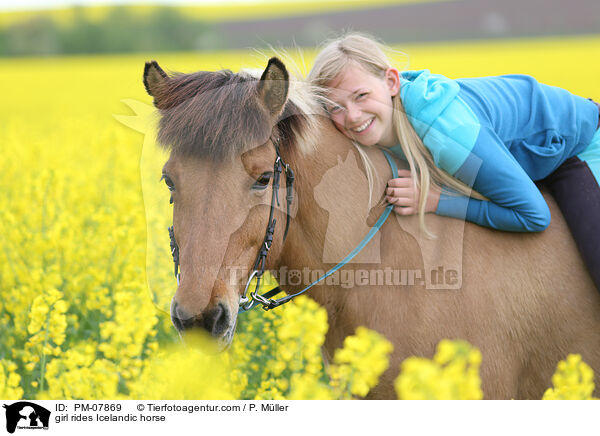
{"left": 239, "top": 149, "right": 398, "bottom": 313}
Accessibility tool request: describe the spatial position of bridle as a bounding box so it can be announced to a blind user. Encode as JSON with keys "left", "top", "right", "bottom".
{"left": 237, "top": 134, "right": 295, "bottom": 311}
{"left": 167, "top": 134, "right": 398, "bottom": 313}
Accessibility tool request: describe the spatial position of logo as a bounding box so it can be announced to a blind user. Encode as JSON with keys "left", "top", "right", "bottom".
{"left": 3, "top": 402, "right": 50, "bottom": 434}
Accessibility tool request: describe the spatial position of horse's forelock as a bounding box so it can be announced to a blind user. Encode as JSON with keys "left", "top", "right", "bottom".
{"left": 155, "top": 68, "right": 324, "bottom": 161}
{"left": 156, "top": 70, "right": 271, "bottom": 161}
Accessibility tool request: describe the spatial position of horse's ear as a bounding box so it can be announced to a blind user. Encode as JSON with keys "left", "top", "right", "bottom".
{"left": 143, "top": 60, "right": 168, "bottom": 104}
{"left": 258, "top": 57, "right": 289, "bottom": 117}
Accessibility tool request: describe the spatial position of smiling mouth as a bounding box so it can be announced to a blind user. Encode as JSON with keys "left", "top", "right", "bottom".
{"left": 350, "top": 117, "right": 374, "bottom": 133}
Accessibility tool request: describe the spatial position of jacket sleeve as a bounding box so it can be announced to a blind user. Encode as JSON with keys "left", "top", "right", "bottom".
{"left": 434, "top": 124, "right": 551, "bottom": 232}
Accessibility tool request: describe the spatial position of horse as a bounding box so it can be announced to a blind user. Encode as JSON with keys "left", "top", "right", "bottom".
{"left": 142, "top": 57, "right": 600, "bottom": 399}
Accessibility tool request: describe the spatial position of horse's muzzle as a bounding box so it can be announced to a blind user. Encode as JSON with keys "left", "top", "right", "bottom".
{"left": 171, "top": 300, "right": 231, "bottom": 339}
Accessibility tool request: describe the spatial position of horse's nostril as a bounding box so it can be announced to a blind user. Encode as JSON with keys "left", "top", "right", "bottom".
{"left": 171, "top": 301, "right": 194, "bottom": 332}
{"left": 203, "top": 303, "right": 230, "bottom": 337}
{"left": 171, "top": 313, "right": 182, "bottom": 331}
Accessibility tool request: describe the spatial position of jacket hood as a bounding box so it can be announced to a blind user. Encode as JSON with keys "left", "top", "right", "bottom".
{"left": 399, "top": 69, "right": 460, "bottom": 126}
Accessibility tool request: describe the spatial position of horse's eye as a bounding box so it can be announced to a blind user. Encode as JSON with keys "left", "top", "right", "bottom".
{"left": 161, "top": 174, "right": 175, "bottom": 191}
{"left": 252, "top": 172, "right": 272, "bottom": 190}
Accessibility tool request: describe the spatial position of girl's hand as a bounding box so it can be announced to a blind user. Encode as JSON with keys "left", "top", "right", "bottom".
{"left": 386, "top": 169, "right": 441, "bottom": 215}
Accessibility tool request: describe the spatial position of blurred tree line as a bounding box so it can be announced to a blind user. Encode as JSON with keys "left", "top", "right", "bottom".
{"left": 0, "top": 6, "right": 221, "bottom": 56}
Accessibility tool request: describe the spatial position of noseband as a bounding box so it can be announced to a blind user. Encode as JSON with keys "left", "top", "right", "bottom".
{"left": 167, "top": 136, "right": 398, "bottom": 313}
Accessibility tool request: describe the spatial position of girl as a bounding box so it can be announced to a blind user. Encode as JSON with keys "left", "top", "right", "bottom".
{"left": 307, "top": 33, "right": 600, "bottom": 292}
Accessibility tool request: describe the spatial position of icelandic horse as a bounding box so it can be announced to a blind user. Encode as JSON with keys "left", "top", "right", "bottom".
{"left": 143, "top": 57, "right": 600, "bottom": 399}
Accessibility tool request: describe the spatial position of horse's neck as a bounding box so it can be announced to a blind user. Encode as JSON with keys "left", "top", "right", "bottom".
{"left": 276, "top": 129, "right": 394, "bottom": 278}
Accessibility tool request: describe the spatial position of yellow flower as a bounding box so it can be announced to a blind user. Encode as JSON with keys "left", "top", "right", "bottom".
{"left": 128, "top": 333, "right": 234, "bottom": 400}
{"left": 395, "top": 340, "right": 483, "bottom": 400}
{"left": 41, "top": 344, "right": 120, "bottom": 399}
{"left": 0, "top": 360, "right": 24, "bottom": 400}
{"left": 543, "top": 354, "right": 597, "bottom": 400}
{"left": 329, "top": 327, "right": 393, "bottom": 398}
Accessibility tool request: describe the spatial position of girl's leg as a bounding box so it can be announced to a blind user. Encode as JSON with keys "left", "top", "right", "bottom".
{"left": 543, "top": 136, "right": 600, "bottom": 293}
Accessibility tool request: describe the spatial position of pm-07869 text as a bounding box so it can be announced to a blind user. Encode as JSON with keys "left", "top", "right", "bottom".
{"left": 74, "top": 404, "right": 122, "bottom": 412}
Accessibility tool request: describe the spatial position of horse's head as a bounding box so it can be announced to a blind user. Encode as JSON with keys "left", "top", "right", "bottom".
{"left": 143, "top": 57, "right": 320, "bottom": 348}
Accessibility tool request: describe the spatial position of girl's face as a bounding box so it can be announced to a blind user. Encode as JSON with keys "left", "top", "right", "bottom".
{"left": 326, "top": 62, "right": 400, "bottom": 148}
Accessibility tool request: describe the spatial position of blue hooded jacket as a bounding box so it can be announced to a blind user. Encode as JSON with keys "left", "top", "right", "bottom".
{"left": 391, "top": 70, "right": 599, "bottom": 231}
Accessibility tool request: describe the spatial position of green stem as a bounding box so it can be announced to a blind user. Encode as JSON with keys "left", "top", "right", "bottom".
{"left": 39, "top": 309, "right": 51, "bottom": 393}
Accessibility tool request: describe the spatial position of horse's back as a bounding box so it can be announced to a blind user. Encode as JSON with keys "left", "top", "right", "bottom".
{"left": 368, "top": 190, "right": 600, "bottom": 399}
{"left": 443, "top": 191, "right": 600, "bottom": 398}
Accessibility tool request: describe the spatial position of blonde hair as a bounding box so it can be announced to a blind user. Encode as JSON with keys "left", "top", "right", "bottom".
{"left": 307, "top": 32, "right": 484, "bottom": 237}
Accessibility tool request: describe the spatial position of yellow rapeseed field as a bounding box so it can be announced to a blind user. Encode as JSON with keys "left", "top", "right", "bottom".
{"left": 1, "top": 35, "right": 599, "bottom": 400}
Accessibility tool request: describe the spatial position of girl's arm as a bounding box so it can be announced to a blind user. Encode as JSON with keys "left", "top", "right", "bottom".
{"left": 435, "top": 124, "right": 551, "bottom": 232}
